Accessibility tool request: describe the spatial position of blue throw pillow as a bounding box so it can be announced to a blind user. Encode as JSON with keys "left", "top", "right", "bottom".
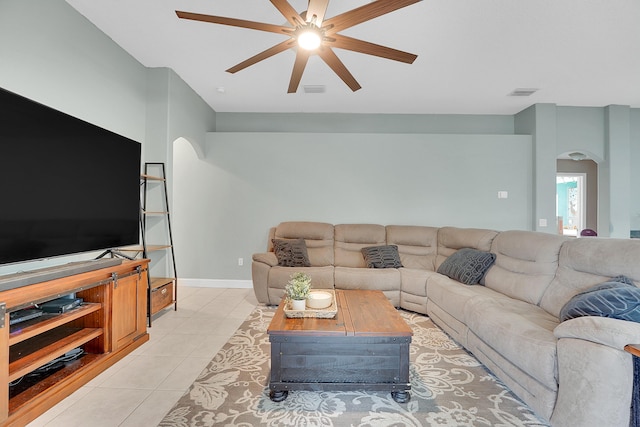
{"left": 437, "top": 248, "right": 496, "bottom": 285}
{"left": 560, "top": 276, "right": 640, "bottom": 322}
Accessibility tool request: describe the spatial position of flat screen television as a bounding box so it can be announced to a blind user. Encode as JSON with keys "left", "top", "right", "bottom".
{"left": 0, "top": 87, "right": 142, "bottom": 265}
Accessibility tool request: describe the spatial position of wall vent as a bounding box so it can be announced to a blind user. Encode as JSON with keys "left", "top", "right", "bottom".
{"left": 508, "top": 88, "right": 538, "bottom": 97}
{"left": 303, "top": 85, "right": 326, "bottom": 94}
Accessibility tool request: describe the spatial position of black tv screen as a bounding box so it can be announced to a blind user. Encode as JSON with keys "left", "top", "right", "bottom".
{"left": 0, "top": 87, "right": 141, "bottom": 265}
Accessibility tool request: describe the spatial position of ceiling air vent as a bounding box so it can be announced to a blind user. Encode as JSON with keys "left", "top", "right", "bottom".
{"left": 508, "top": 88, "right": 538, "bottom": 97}
{"left": 303, "top": 85, "right": 326, "bottom": 94}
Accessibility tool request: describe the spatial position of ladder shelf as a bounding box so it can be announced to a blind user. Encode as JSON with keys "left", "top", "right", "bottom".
{"left": 121, "top": 162, "right": 178, "bottom": 325}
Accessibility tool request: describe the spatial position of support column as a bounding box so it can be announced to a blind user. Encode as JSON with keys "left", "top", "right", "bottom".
{"left": 604, "top": 105, "right": 631, "bottom": 238}
{"left": 533, "top": 104, "right": 558, "bottom": 233}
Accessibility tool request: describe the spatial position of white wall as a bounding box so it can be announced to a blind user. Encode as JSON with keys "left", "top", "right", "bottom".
{"left": 173, "top": 132, "right": 532, "bottom": 280}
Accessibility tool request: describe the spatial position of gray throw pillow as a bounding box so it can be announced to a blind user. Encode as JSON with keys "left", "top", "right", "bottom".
{"left": 560, "top": 276, "right": 640, "bottom": 322}
{"left": 437, "top": 248, "right": 496, "bottom": 285}
{"left": 272, "top": 238, "right": 311, "bottom": 267}
{"left": 361, "top": 245, "right": 402, "bottom": 268}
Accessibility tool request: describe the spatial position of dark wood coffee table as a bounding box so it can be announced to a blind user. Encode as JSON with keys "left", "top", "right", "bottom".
{"left": 267, "top": 289, "right": 413, "bottom": 403}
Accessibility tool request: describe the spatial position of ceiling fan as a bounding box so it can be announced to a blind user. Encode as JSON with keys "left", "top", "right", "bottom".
{"left": 175, "top": 0, "right": 421, "bottom": 93}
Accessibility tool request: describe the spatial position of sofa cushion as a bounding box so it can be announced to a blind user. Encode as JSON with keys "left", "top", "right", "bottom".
{"left": 334, "top": 266, "right": 401, "bottom": 290}
{"left": 268, "top": 265, "right": 335, "bottom": 287}
{"left": 436, "top": 227, "right": 498, "bottom": 269}
{"left": 540, "top": 237, "right": 640, "bottom": 318}
{"left": 272, "top": 238, "right": 311, "bottom": 267}
{"left": 361, "top": 245, "right": 402, "bottom": 268}
{"left": 428, "top": 274, "right": 512, "bottom": 326}
{"left": 386, "top": 225, "right": 438, "bottom": 270}
{"left": 560, "top": 279, "right": 640, "bottom": 322}
{"left": 399, "top": 268, "right": 438, "bottom": 314}
{"left": 436, "top": 248, "right": 496, "bottom": 285}
{"left": 273, "top": 222, "right": 334, "bottom": 266}
{"left": 484, "top": 230, "right": 568, "bottom": 305}
{"left": 334, "top": 266, "right": 401, "bottom": 307}
{"left": 399, "top": 268, "right": 437, "bottom": 298}
{"left": 267, "top": 266, "right": 335, "bottom": 303}
{"left": 465, "top": 297, "right": 560, "bottom": 389}
{"left": 334, "top": 224, "right": 386, "bottom": 268}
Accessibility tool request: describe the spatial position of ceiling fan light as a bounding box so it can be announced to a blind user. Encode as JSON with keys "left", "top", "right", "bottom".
{"left": 297, "top": 28, "right": 322, "bottom": 50}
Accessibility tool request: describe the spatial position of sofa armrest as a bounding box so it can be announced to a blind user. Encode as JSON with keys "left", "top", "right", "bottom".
{"left": 554, "top": 316, "right": 640, "bottom": 351}
{"left": 251, "top": 252, "right": 278, "bottom": 304}
{"left": 551, "top": 317, "right": 638, "bottom": 427}
{"left": 253, "top": 252, "right": 278, "bottom": 267}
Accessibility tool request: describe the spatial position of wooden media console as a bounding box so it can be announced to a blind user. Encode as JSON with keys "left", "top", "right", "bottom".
{"left": 0, "top": 259, "right": 149, "bottom": 426}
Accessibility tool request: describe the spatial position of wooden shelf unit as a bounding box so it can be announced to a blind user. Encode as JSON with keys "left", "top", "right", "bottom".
{"left": 9, "top": 303, "right": 102, "bottom": 345}
{"left": 119, "top": 244, "right": 172, "bottom": 254}
{"left": 137, "top": 162, "right": 178, "bottom": 324}
{"left": 0, "top": 259, "right": 149, "bottom": 426}
{"left": 9, "top": 327, "right": 103, "bottom": 382}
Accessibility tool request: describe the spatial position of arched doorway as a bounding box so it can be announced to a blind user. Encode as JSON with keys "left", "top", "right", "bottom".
{"left": 556, "top": 153, "right": 598, "bottom": 236}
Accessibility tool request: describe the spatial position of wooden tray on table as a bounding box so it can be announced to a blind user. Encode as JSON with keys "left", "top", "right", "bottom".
{"left": 283, "top": 290, "right": 337, "bottom": 318}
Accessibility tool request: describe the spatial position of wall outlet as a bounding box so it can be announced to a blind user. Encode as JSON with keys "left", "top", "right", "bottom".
{"left": 539, "top": 218, "right": 548, "bottom": 227}
{"left": 497, "top": 191, "right": 508, "bottom": 199}
{"left": 238, "top": 257, "right": 244, "bottom": 266}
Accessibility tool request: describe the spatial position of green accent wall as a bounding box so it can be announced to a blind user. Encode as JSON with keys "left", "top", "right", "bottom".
{"left": 0, "top": 0, "right": 215, "bottom": 277}
{"left": 1, "top": 0, "right": 638, "bottom": 282}
{"left": 215, "top": 112, "right": 514, "bottom": 134}
{"left": 173, "top": 132, "right": 532, "bottom": 280}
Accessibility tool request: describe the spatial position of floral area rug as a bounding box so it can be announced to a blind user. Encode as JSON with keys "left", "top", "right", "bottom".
{"left": 159, "top": 306, "right": 549, "bottom": 426}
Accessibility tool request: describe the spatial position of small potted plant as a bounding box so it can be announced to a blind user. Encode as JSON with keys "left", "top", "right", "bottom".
{"left": 285, "top": 272, "right": 312, "bottom": 310}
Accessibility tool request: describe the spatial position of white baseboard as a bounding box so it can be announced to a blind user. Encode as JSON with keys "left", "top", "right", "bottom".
{"left": 178, "top": 278, "right": 253, "bottom": 289}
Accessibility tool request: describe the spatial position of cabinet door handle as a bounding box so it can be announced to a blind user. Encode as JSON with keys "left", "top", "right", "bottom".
{"left": 161, "top": 288, "right": 167, "bottom": 295}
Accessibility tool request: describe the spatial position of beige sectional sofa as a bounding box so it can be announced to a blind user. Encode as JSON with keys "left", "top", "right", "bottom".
{"left": 252, "top": 221, "right": 640, "bottom": 427}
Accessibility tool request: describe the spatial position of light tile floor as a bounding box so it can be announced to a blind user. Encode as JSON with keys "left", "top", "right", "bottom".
{"left": 27, "top": 286, "right": 258, "bottom": 427}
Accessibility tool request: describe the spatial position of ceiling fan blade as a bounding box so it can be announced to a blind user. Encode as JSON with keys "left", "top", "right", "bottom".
{"left": 288, "top": 50, "right": 311, "bottom": 93}
{"left": 306, "top": 0, "right": 330, "bottom": 26}
{"left": 270, "top": 0, "right": 305, "bottom": 26}
{"left": 317, "top": 47, "right": 362, "bottom": 92}
{"left": 226, "top": 40, "right": 296, "bottom": 74}
{"left": 176, "top": 11, "right": 290, "bottom": 35}
{"left": 323, "top": 0, "right": 421, "bottom": 34}
{"left": 330, "top": 34, "right": 417, "bottom": 64}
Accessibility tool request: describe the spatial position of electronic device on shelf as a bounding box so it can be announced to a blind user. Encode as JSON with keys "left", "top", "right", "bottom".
{"left": 9, "top": 308, "right": 44, "bottom": 325}
{"left": 39, "top": 297, "right": 83, "bottom": 314}
{"left": 30, "top": 347, "right": 85, "bottom": 374}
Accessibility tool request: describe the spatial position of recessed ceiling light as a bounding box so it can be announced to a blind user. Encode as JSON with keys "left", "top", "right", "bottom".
{"left": 303, "top": 85, "right": 326, "bottom": 94}
{"left": 508, "top": 88, "right": 538, "bottom": 97}
{"left": 216, "top": 86, "right": 226, "bottom": 94}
